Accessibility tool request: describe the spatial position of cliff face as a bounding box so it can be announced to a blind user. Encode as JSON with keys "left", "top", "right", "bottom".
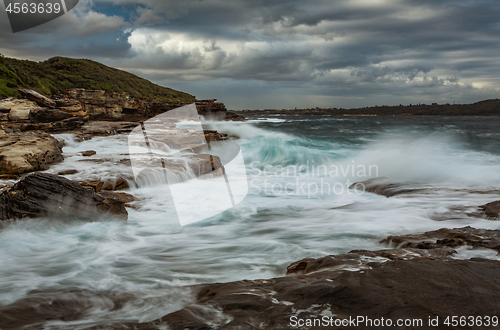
{"left": 59, "top": 89, "right": 237, "bottom": 122}
{"left": 0, "top": 88, "right": 244, "bottom": 134}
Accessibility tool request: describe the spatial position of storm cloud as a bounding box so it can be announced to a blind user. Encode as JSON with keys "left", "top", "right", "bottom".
{"left": 0, "top": 0, "right": 499, "bottom": 109}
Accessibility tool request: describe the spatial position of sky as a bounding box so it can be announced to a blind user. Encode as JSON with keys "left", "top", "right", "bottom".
{"left": 1, "top": 0, "right": 499, "bottom": 110}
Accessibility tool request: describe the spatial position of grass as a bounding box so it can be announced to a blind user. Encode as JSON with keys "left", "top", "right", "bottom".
{"left": 0, "top": 55, "right": 196, "bottom": 103}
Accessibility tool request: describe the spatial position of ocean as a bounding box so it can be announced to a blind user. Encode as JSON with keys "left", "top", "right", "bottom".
{"left": 1, "top": 115, "right": 500, "bottom": 328}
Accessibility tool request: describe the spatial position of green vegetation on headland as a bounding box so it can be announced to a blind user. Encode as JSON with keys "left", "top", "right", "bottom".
{"left": 0, "top": 55, "right": 195, "bottom": 103}
{"left": 238, "top": 99, "right": 500, "bottom": 116}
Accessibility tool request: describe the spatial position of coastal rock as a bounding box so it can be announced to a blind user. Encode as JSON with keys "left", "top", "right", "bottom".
{"left": 382, "top": 226, "right": 500, "bottom": 252}
{"left": 479, "top": 200, "right": 500, "bottom": 220}
{"left": 81, "top": 150, "right": 97, "bottom": 157}
{"left": 66, "top": 88, "right": 134, "bottom": 120}
{"left": 29, "top": 108, "right": 73, "bottom": 123}
{"left": 58, "top": 169, "right": 78, "bottom": 175}
{"left": 112, "top": 248, "right": 499, "bottom": 330}
{"left": 80, "top": 177, "right": 131, "bottom": 192}
{"left": 0, "top": 132, "right": 64, "bottom": 174}
{"left": 18, "top": 88, "right": 56, "bottom": 108}
{"left": 204, "top": 130, "right": 229, "bottom": 142}
{"left": 53, "top": 97, "right": 88, "bottom": 120}
{"left": 0, "top": 173, "right": 128, "bottom": 221}
{"left": 80, "top": 121, "right": 139, "bottom": 136}
{"left": 225, "top": 111, "right": 246, "bottom": 121}
{"left": 1, "top": 99, "right": 41, "bottom": 121}
{"left": 15, "top": 117, "right": 85, "bottom": 133}
{"left": 1, "top": 234, "right": 499, "bottom": 329}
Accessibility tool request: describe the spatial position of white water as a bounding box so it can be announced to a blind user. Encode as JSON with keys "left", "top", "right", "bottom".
{"left": 1, "top": 117, "right": 499, "bottom": 327}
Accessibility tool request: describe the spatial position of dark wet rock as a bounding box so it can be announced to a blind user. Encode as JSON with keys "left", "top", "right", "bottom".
{"left": 99, "top": 191, "right": 138, "bottom": 209}
{"left": 18, "top": 88, "right": 56, "bottom": 108}
{"left": 225, "top": 111, "right": 246, "bottom": 121}
{"left": 349, "top": 178, "right": 429, "bottom": 197}
{"left": 29, "top": 107, "right": 73, "bottom": 123}
{"left": 111, "top": 249, "right": 500, "bottom": 330}
{"left": 479, "top": 201, "right": 500, "bottom": 220}
{"left": 80, "top": 177, "right": 131, "bottom": 192}
{"left": 80, "top": 121, "right": 139, "bottom": 136}
{"left": 382, "top": 226, "right": 500, "bottom": 252}
{"left": 0, "top": 132, "right": 64, "bottom": 175}
{"left": 58, "top": 169, "right": 79, "bottom": 176}
{"left": 3, "top": 245, "right": 500, "bottom": 329}
{"left": 81, "top": 150, "right": 97, "bottom": 157}
{"left": 0, "top": 289, "right": 135, "bottom": 330}
{"left": 15, "top": 117, "right": 85, "bottom": 133}
{"left": 0, "top": 173, "right": 128, "bottom": 221}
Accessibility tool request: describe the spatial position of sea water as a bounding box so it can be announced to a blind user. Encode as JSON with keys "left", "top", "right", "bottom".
{"left": 1, "top": 115, "right": 499, "bottom": 328}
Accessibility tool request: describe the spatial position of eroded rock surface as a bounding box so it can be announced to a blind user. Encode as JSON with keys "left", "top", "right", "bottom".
{"left": 0, "top": 173, "right": 128, "bottom": 221}
{"left": 0, "top": 132, "right": 64, "bottom": 174}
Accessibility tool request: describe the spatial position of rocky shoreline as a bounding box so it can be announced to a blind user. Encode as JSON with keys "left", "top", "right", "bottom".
{"left": 0, "top": 227, "right": 499, "bottom": 329}
{"left": 1, "top": 91, "right": 500, "bottom": 330}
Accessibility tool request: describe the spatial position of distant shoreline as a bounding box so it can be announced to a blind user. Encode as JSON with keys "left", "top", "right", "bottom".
{"left": 233, "top": 98, "right": 500, "bottom": 116}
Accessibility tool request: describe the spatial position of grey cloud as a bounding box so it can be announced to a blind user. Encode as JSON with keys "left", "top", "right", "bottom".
{"left": 1, "top": 0, "right": 499, "bottom": 109}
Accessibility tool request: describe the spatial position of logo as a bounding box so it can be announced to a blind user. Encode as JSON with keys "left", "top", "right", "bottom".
{"left": 128, "top": 103, "right": 248, "bottom": 226}
{"left": 3, "top": 0, "right": 79, "bottom": 33}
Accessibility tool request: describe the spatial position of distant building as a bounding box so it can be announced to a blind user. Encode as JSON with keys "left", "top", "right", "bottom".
{"left": 432, "top": 103, "right": 438, "bottom": 106}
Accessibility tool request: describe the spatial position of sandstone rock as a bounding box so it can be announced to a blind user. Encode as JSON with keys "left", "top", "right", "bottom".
{"left": 53, "top": 97, "right": 88, "bottom": 120}
{"left": 0, "top": 132, "right": 64, "bottom": 175}
{"left": 80, "top": 180, "right": 104, "bottom": 192}
{"left": 15, "top": 117, "right": 85, "bottom": 133}
{"left": 2, "top": 99, "right": 42, "bottom": 121}
{"left": 0, "top": 113, "right": 8, "bottom": 121}
{"left": 81, "top": 150, "right": 97, "bottom": 157}
{"left": 80, "top": 177, "right": 130, "bottom": 192}
{"left": 66, "top": 89, "right": 133, "bottom": 120}
{"left": 0, "top": 174, "right": 19, "bottom": 180}
{"left": 0, "top": 173, "right": 127, "bottom": 221}
{"left": 54, "top": 97, "right": 81, "bottom": 108}
{"left": 29, "top": 108, "right": 73, "bottom": 123}
{"left": 102, "top": 177, "right": 130, "bottom": 191}
{"left": 80, "top": 121, "right": 138, "bottom": 136}
{"left": 18, "top": 89, "right": 56, "bottom": 108}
